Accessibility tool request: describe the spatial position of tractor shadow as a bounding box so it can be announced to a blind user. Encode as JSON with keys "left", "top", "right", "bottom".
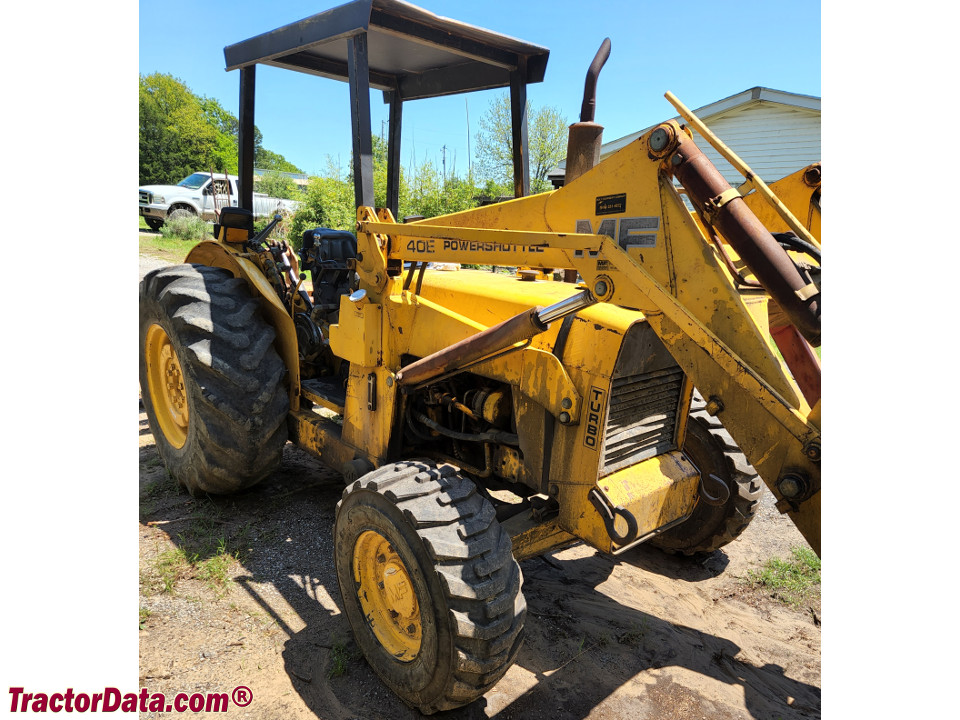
{"left": 485, "top": 549, "right": 820, "bottom": 719}
{"left": 138, "top": 436, "right": 819, "bottom": 720}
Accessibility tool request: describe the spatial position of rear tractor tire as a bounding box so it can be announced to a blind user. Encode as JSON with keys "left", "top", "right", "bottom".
{"left": 649, "top": 393, "right": 761, "bottom": 555}
{"left": 334, "top": 460, "right": 525, "bottom": 714}
{"left": 138, "top": 264, "right": 289, "bottom": 494}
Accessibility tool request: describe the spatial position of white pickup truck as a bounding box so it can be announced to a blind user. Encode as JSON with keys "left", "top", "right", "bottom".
{"left": 139, "top": 172, "right": 301, "bottom": 230}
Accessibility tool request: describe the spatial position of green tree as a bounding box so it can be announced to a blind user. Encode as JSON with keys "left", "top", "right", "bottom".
{"left": 199, "top": 96, "right": 239, "bottom": 174}
{"left": 474, "top": 94, "right": 568, "bottom": 193}
{"left": 402, "top": 160, "right": 479, "bottom": 220}
{"left": 288, "top": 161, "right": 355, "bottom": 250}
{"left": 140, "top": 73, "right": 303, "bottom": 185}
{"left": 256, "top": 148, "right": 303, "bottom": 173}
{"left": 140, "top": 73, "right": 220, "bottom": 184}
{"left": 255, "top": 171, "right": 300, "bottom": 200}
{"left": 288, "top": 135, "right": 493, "bottom": 249}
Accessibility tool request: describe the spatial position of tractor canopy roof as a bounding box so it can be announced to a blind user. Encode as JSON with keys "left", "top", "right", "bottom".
{"left": 224, "top": 0, "right": 549, "bottom": 101}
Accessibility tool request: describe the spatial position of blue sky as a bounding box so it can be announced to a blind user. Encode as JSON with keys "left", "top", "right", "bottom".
{"left": 139, "top": 0, "right": 820, "bottom": 178}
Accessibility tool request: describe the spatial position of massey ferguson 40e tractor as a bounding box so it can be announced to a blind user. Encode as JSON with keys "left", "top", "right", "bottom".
{"left": 139, "top": 1, "right": 821, "bottom": 712}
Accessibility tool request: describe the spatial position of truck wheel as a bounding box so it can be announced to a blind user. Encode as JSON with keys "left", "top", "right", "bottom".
{"left": 649, "top": 394, "right": 761, "bottom": 555}
{"left": 168, "top": 205, "right": 195, "bottom": 219}
{"left": 334, "top": 460, "right": 525, "bottom": 714}
{"left": 139, "top": 264, "right": 288, "bottom": 494}
{"left": 145, "top": 217, "right": 163, "bottom": 231}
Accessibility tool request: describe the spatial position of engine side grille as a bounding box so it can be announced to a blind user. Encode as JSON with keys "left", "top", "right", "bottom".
{"left": 601, "top": 366, "right": 685, "bottom": 477}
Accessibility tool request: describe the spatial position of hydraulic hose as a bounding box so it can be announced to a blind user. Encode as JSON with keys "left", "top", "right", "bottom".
{"left": 410, "top": 410, "right": 519, "bottom": 446}
{"left": 773, "top": 232, "right": 821, "bottom": 264}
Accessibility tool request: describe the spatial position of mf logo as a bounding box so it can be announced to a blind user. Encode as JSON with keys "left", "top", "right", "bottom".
{"left": 575, "top": 216, "right": 659, "bottom": 249}
{"left": 583, "top": 386, "right": 607, "bottom": 450}
{"left": 390, "top": 580, "right": 409, "bottom": 603}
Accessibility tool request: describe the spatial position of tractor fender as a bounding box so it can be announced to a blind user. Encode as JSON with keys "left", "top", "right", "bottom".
{"left": 185, "top": 241, "right": 300, "bottom": 408}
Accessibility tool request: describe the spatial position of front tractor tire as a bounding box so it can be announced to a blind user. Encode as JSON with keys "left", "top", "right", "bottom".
{"left": 649, "top": 395, "right": 762, "bottom": 556}
{"left": 334, "top": 460, "right": 525, "bottom": 714}
{"left": 138, "top": 264, "right": 288, "bottom": 495}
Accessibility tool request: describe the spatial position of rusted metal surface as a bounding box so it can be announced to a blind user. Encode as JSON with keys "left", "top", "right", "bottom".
{"left": 563, "top": 38, "right": 611, "bottom": 185}
{"left": 565, "top": 122, "right": 604, "bottom": 184}
{"left": 803, "top": 163, "right": 822, "bottom": 187}
{"left": 770, "top": 323, "right": 821, "bottom": 406}
{"left": 579, "top": 38, "right": 610, "bottom": 123}
{"left": 503, "top": 517, "right": 579, "bottom": 562}
{"left": 661, "top": 128, "right": 821, "bottom": 346}
{"left": 396, "top": 307, "right": 547, "bottom": 388}
{"left": 396, "top": 289, "right": 596, "bottom": 391}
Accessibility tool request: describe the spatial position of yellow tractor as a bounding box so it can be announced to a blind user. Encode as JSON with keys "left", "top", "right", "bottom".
{"left": 138, "top": 1, "right": 820, "bottom": 713}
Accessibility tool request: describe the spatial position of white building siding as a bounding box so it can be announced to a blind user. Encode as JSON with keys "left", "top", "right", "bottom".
{"left": 555, "top": 89, "right": 821, "bottom": 191}
{"left": 695, "top": 102, "right": 820, "bottom": 186}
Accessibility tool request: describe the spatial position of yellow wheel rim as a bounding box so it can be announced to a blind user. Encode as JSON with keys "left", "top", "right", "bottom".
{"left": 144, "top": 323, "right": 190, "bottom": 449}
{"left": 353, "top": 530, "right": 422, "bottom": 661}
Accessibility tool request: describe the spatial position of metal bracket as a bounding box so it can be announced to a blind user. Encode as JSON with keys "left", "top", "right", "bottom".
{"left": 367, "top": 373, "right": 377, "bottom": 411}
{"left": 704, "top": 188, "right": 741, "bottom": 222}
{"left": 795, "top": 282, "right": 819, "bottom": 301}
{"left": 588, "top": 487, "right": 638, "bottom": 546}
{"left": 699, "top": 473, "right": 730, "bottom": 507}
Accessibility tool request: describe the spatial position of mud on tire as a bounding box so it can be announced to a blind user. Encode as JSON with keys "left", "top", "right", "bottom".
{"left": 334, "top": 460, "right": 525, "bottom": 714}
{"left": 138, "top": 264, "right": 288, "bottom": 494}
{"left": 649, "top": 392, "right": 761, "bottom": 555}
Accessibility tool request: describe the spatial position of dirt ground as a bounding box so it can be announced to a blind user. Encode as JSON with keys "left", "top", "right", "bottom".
{"left": 138, "top": 245, "right": 820, "bottom": 720}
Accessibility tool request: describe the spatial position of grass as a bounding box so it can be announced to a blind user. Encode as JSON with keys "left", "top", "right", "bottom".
{"left": 328, "top": 641, "right": 350, "bottom": 678}
{"left": 139, "top": 214, "right": 213, "bottom": 263}
{"left": 617, "top": 619, "right": 648, "bottom": 646}
{"left": 141, "top": 472, "right": 173, "bottom": 499}
{"left": 748, "top": 546, "right": 821, "bottom": 607}
{"left": 139, "top": 607, "right": 152, "bottom": 629}
{"left": 147, "top": 540, "right": 240, "bottom": 596}
{"left": 195, "top": 539, "right": 236, "bottom": 593}
{"left": 139, "top": 231, "right": 207, "bottom": 263}
{"left": 142, "top": 500, "right": 249, "bottom": 596}
{"left": 139, "top": 466, "right": 256, "bottom": 597}
{"left": 153, "top": 547, "right": 193, "bottom": 594}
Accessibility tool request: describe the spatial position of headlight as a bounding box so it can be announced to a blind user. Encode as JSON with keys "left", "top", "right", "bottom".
{"left": 153, "top": 195, "right": 165, "bottom": 204}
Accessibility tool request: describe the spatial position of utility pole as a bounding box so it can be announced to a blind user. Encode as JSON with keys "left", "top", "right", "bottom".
{"left": 441, "top": 145, "right": 447, "bottom": 182}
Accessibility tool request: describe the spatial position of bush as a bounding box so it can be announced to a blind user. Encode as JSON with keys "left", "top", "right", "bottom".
{"left": 255, "top": 171, "right": 300, "bottom": 200}
{"left": 253, "top": 210, "right": 295, "bottom": 245}
{"left": 288, "top": 175, "right": 355, "bottom": 251}
{"left": 160, "top": 211, "right": 210, "bottom": 242}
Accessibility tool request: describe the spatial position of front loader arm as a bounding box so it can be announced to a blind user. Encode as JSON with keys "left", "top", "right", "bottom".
{"left": 350, "top": 121, "right": 820, "bottom": 555}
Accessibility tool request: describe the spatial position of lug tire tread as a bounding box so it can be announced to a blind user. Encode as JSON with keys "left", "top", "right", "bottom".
{"left": 650, "top": 391, "right": 761, "bottom": 555}
{"left": 336, "top": 459, "right": 524, "bottom": 714}
{"left": 139, "top": 264, "right": 288, "bottom": 495}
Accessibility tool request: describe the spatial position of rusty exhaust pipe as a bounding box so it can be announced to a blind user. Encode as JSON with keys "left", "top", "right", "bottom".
{"left": 653, "top": 125, "right": 821, "bottom": 345}
{"left": 579, "top": 37, "right": 611, "bottom": 124}
{"left": 564, "top": 38, "right": 611, "bottom": 186}
{"left": 397, "top": 290, "right": 596, "bottom": 389}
